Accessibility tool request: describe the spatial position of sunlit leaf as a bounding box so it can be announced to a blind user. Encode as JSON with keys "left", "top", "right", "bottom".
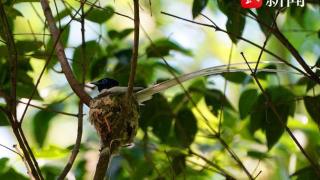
{"left": 239, "top": 89, "right": 258, "bottom": 119}
{"left": 85, "top": 6, "right": 114, "bottom": 24}
{"left": 192, "top": 0, "right": 208, "bottom": 18}
{"left": 146, "top": 39, "right": 192, "bottom": 58}
{"left": 174, "top": 108, "right": 197, "bottom": 148}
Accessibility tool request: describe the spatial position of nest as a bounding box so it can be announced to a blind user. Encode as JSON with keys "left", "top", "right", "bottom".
{"left": 89, "top": 93, "right": 139, "bottom": 150}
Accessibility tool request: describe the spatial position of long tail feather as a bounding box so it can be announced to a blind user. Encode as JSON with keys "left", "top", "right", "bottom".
{"left": 135, "top": 61, "right": 301, "bottom": 103}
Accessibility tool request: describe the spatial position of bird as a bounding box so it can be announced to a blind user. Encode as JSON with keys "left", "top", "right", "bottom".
{"left": 91, "top": 61, "right": 293, "bottom": 103}
{"left": 91, "top": 78, "right": 120, "bottom": 92}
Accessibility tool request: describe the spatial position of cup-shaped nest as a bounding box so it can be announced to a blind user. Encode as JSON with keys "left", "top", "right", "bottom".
{"left": 89, "top": 93, "right": 139, "bottom": 149}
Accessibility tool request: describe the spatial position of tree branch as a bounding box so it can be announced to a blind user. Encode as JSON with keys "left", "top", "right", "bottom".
{"left": 40, "top": 0, "right": 92, "bottom": 106}
{"left": 127, "top": 0, "right": 140, "bottom": 99}
{"left": 0, "top": 3, "right": 43, "bottom": 179}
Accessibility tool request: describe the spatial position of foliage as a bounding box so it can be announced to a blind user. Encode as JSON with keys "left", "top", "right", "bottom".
{"left": 0, "top": 0, "right": 320, "bottom": 179}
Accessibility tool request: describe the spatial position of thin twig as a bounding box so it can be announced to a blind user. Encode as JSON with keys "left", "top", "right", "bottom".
{"left": 160, "top": 12, "right": 310, "bottom": 79}
{"left": 0, "top": 143, "right": 22, "bottom": 157}
{"left": 14, "top": 145, "right": 35, "bottom": 180}
{"left": 57, "top": 102, "right": 83, "bottom": 179}
{"left": 241, "top": 52, "right": 320, "bottom": 175}
{"left": 189, "top": 149, "right": 235, "bottom": 179}
{"left": 246, "top": 10, "right": 320, "bottom": 84}
{"left": 127, "top": 0, "right": 140, "bottom": 99}
{"left": 18, "top": 100, "right": 79, "bottom": 117}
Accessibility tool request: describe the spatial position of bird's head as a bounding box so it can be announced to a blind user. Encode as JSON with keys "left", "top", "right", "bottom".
{"left": 91, "top": 77, "right": 119, "bottom": 92}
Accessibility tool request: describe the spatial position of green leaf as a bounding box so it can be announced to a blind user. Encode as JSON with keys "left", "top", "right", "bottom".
{"left": 4, "top": 6, "right": 23, "bottom": 18}
{"left": 112, "top": 49, "right": 132, "bottom": 84}
{"left": 72, "top": 40, "right": 99, "bottom": 81}
{"left": 304, "top": 95, "right": 320, "bottom": 126}
{"left": 0, "top": 158, "right": 9, "bottom": 174}
{"left": 174, "top": 108, "right": 197, "bottom": 148}
{"left": 204, "top": 89, "right": 234, "bottom": 116}
{"left": 108, "top": 28, "right": 134, "bottom": 40}
{"left": 146, "top": 39, "right": 191, "bottom": 58}
{"left": 54, "top": 8, "right": 71, "bottom": 22}
{"left": 41, "top": 165, "right": 60, "bottom": 180}
{"left": 15, "top": 41, "right": 43, "bottom": 55}
{"left": 47, "top": 26, "right": 70, "bottom": 69}
{"left": 313, "top": 56, "right": 320, "bottom": 68}
{"left": 89, "top": 56, "right": 108, "bottom": 80}
{"left": 250, "top": 86, "right": 295, "bottom": 149}
{"left": 256, "top": 64, "right": 277, "bottom": 80}
{"left": 256, "top": 5, "right": 277, "bottom": 36}
{"left": 217, "top": 0, "right": 246, "bottom": 43}
{"left": 33, "top": 103, "right": 64, "bottom": 147}
{"left": 0, "top": 167, "right": 28, "bottom": 180}
{"left": 171, "top": 152, "right": 186, "bottom": 175}
{"left": 140, "top": 94, "right": 173, "bottom": 142}
{"left": 296, "top": 70, "right": 320, "bottom": 92}
{"left": 85, "top": 6, "right": 114, "bottom": 24}
{"left": 293, "top": 166, "right": 317, "bottom": 180}
{"left": 0, "top": 109, "right": 9, "bottom": 126}
{"left": 247, "top": 150, "right": 269, "bottom": 160}
{"left": 289, "top": 6, "right": 307, "bottom": 28}
{"left": 75, "top": 160, "right": 86, "bottom": 180}
{"left": 239, "top": 89, "right": 259, "bottom": 119}
{"left": 16, "top": 82, "right": 42, "bottom": 100}
{"left": 221, "top": 71, "right": 250, "bottom": 84}
{"left": 192, "top": 0, "right": 208, "bottom": 19}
